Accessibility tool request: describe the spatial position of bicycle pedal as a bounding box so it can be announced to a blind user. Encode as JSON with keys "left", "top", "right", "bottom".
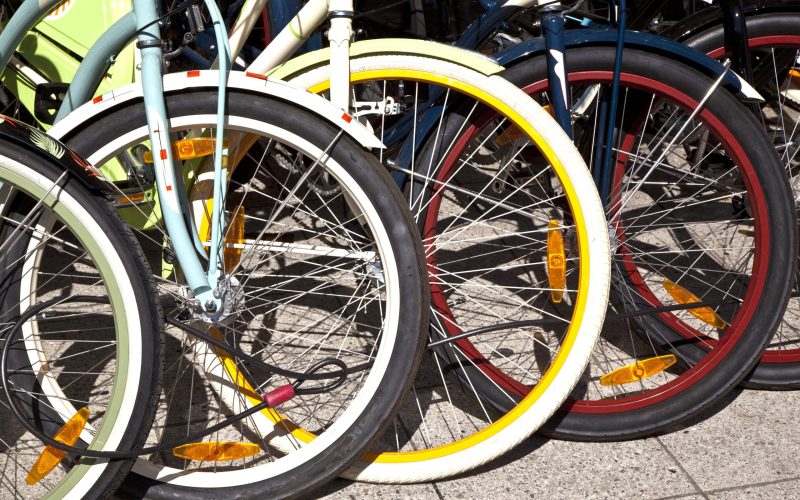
{"left": 34, "top": 82, "right": 70, "bottom": 125}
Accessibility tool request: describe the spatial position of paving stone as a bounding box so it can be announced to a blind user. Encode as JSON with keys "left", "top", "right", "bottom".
{"left": 314, "top": 389, "right": 800, "bottom": 498}
{"left": 314, "top": 478, "right": 441, "bottom": 499}
{"left": 706, "top": 477, "right": 800, "bottom": 499}
{"left": 431, "top": 435, "right": 697, "bottom": 499}
{"left": 657, "top": 389, "right": 800, "bottom": 492}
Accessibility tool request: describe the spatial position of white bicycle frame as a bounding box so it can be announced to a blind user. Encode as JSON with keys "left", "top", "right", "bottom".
{"left": 228, "top": 0, "right": 549, "bottom": 110}
{"left": 233, "top": 0, "right": 357, "bottom": 109}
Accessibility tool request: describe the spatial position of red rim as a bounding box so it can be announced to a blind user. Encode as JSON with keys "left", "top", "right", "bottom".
{"left": 424, "top": 69, "right": 771, "bottom": 414}
{"left": 709, "top": 34, "right": 800, "bottom": 363}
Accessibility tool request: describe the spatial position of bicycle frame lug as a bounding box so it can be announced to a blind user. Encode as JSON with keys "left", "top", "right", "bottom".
{"left": 135, "top": 38, "right": 163, "bottom": 50}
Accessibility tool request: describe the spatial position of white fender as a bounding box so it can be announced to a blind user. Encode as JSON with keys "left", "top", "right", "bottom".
{"left": 47, "top": 70, "right": 385, "bottom": 150}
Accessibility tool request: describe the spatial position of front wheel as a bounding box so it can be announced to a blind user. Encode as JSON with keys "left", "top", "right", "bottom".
{"left": 286, "top": 55, "right": 611, "bottom": 480}
{"left": 62, "top": 89, "right": 429, "bottom": 498}
{"left": 0, "top": 124, "right": 162, "bottom": 498}
{"left": 487, "top": 46, "right": 797, "bottom": 440}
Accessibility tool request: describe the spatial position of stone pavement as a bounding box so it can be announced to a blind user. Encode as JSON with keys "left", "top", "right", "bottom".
{"left": 316, "top": 388, "right": 800, "bottom": 499}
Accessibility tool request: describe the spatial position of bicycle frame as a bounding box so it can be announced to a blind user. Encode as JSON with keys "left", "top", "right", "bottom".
{"left": 3, "top": 0, "right": 758, "bottom": 298}
{"left": 235, "top": 0, "right": 568, "bottom": 114}
{"left": 0, "top": 0, "right": 231, "bottom": 309}
{"left": 221, "top": 0, "right": 355, "bottom": 109}
{"left": 235, "top": 0, "right": 755, "bottom": 204}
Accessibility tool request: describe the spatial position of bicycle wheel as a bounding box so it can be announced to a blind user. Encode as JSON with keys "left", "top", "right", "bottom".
{"left": 62, "top": 89, "right": 429, "bottom": 497}
{"left": 460, "top": 45, "right": 796, "bottom": 440}
{"left": 0, "top": 123, "right": 162, "bottom": 497}
{"left": 672, "top": 10, "right": 800, "bottom": 387}
{"left": 278, "top": 55, "right": 610, "bottom": 481}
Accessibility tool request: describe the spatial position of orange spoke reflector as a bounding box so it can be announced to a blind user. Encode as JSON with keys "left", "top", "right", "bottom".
{"left": 599, "top": 354, "right": 677, "bottom": 386}
{"left": 123, "top": 191, "right": 147, "bottom": 203}
{"left": 172, "top": 442, "right": 260, "bottom": 462}
{"left": 547, "top": 220, "right": 566, "bottom": 303}
{"left": 495, "top": 125, "right": 525, "bottom": 146}
{"left": 143, "top": 138, "right": 228, "bottom": 163}
{"left": 224, "top": 205, "right": 245, "bottom": 271}
{"left": 497, "top": 106, "right": 553, "bottom": 146}
{"left": 26, "top": 407, "right": 90, "bottom": 485}
{"left": 662, "top": 279, "right": 727, "bottom": 329}
{"left": 199, "top": 202, "right": 245, "bottom": 272}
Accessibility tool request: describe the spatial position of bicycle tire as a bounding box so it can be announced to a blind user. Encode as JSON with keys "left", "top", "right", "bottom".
{"left": 465, "top": 46, "right": 797, "bottom": 440}
{"left": 674, "top": 10, "right": 800, "bottom": 388}
{"left": 0, "top": 129, "right": 162, "bottom": 498}
{"left": 62, "top": 88, "right": 429, "bottom": 498}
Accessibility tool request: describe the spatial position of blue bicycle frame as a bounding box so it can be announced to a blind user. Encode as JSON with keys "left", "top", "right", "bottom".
{"left": 393, "top": 0, "right": 750, "bottom": 203}
{"left": 315, "top": 0, "right": 742, "bottom": 205}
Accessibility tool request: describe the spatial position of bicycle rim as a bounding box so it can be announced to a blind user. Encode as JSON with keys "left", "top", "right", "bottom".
{"left": 287, "top": 56, "right": 610, "bottom": 480}
{"left": 0, "top": 150, "right": 151, "bottom": 498}
{"left": 67, "top": 101, "right": 422, "bottom": 492}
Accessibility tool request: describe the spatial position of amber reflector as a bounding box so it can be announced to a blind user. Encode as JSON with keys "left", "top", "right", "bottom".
{"left": 662, "top": 279, "right": 727, "bottom": 329}
{"left": 496, "top": 107, "right": 554, "bottom": 146}
{"left": 496, "top": 126, "right": 524, "bottom": 146}
{"left": 599, "top": 354, "right": 678, "bottom": 386}
{"left": 547, "top": 220, "right": 566, "bottom": 303}
{"left": 224, "top": 205, "right": 245, "bottom": 271}
{"left": 143, "top": 138, "right": 228, "bottom": 163}
{"left": 199, "top": 202, "right": 246, "bottom": 272}
{"left": 26, "top": 407, "right": 90, "bottom": 485}
{"left": 122, "top": 191, "right": 147, "bottom": 203}
{"left": 173, "top": 441, "right": 260, "bottom": 462}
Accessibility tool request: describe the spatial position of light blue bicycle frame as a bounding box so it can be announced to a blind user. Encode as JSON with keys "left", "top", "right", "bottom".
{"left": 0, "top": 0, "right": 232, "bottom": 311}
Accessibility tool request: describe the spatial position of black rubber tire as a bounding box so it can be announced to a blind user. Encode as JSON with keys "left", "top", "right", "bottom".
{"left": 0, "top": 139, "right": 163, "bottom": 498}
{"left": 676, "top": 10, "right": 800, "bottom": 389}
{"left": 472, "top": 46, "right": 797, "bottom": 440}
{"left": 65, "top": 89, "right": 428, "bottom": 499}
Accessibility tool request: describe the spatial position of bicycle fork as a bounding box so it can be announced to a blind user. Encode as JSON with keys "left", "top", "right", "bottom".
{"left": 133, "top": 0, "right": 232, "bottom": 314}
{"left": 541, "top": 0, "right": 624, "bottom": 206}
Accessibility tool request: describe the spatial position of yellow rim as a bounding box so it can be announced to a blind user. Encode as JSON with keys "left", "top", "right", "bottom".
{"left": 220, "top": 68, "right": 592, "bottom": 464}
